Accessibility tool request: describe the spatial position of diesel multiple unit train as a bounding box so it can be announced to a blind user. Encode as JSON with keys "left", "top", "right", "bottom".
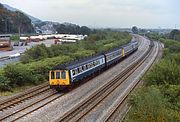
{"left": 49, "top": 41, "right": 138, "bottom": 91}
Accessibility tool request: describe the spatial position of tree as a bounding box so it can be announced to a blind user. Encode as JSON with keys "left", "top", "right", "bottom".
{"left": 0, "top": 5, "right": 34, "bottom": 34}
{"left": 132, "top": 26, "right": 138, "bottom": 34}
{"left": 169, "top": 29, "right": 180, "bottom": 41}
{"left": 80, "top": 26, "right": 91, "bottom": 35}
{"left": 55, "top": 23, "right": 91, "bottom": 35}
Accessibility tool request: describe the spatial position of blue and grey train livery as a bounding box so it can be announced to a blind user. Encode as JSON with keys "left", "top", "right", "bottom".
{"left": 49, "top": 41, "right": 138, "bottom": 91}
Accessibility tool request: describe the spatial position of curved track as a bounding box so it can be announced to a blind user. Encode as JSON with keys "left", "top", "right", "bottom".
{"left": 0, "top": 35, "right": 158, "bottom": 122}
{"left": 54, "top": 40, "right": 155, "bottom": 122}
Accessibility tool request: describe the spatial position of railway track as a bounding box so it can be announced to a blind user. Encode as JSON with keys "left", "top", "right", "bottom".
{"left": 0, "top": 83, "right": 65, "bottom": 121}
{"left": 0, "top": 83, "right": 49, "bottom": 111}
{"left": 54, "top": 41, "right": 155, "bottom": 122}
{"left": 114, "top": 41, "right": 163, "bottom": 121}
{"left": 102, "top": 41, "right": 162, "bottom": 122}
{"left": 0, "top": 90, "right": 64, "bottom": 121}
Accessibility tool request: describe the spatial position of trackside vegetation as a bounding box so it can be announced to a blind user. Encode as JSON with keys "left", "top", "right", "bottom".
{"left": 0, "top": 31, "right": 131, "bottom": 93}
{"left": 125, "top": 32, "right": 180, "bottom": 122}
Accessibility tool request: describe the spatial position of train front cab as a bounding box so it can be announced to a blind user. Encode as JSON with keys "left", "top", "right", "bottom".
{"left": 49, "top": 70, "right": 70, "bottom": 90}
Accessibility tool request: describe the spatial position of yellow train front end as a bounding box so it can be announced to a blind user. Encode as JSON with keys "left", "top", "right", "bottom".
{"left": 49, "top": 70, "right": 70, "bottom": 91}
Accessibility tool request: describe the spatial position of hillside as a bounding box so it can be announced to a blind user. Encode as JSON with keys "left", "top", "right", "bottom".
{"left": 2, "top": 4, "right": 41, "bottom": 23}
{"left": 0, "top": 3, "right": 35, "bottom": 34}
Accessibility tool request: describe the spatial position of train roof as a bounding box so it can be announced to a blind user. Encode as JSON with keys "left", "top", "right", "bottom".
{"left": 103, "top": 40, "right": 136, "bottom": 55}
{"left": 52, "top": 53, "right": 104, "bottom": 70}
{"left": 52, "top": 40, "right": 138, "bottom": 70}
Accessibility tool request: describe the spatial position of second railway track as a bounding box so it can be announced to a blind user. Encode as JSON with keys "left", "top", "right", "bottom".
{"left": 104, "top": 41, "right": 162, "bottom": 122}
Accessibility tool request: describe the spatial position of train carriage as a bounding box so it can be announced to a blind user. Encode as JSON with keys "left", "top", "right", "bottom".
{"left": 49, "top": 40, "right": 139, "bottom": 91}
{"left": 49, "top": 54, "right": 105, "bottom": 90}
{"left": 104, "top": 48, "right": 123, "bottom": 66}
{"left": 123, "top": 41, "right": 138, "bottom": 56}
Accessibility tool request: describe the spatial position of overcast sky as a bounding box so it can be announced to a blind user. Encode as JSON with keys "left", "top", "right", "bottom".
{"left": 1, "top": 0, "right": 180, "bottom": 29}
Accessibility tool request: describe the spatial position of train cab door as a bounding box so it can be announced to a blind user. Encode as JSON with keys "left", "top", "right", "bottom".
{"left": 55, "top": 70, "right": 61, "bottom": 85}
{"left": 49, "top": 71, "right": 56, "bottom": 85}
{"left": 60, "top": 70, "right": 70, "bottom": 85}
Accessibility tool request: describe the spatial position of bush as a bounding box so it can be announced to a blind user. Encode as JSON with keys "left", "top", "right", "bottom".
{"left": 3, "top": 64, "right": 36, "bottom": 86}
{"left": 3, "top": 55, "right": 72, "bottom": 87}
{"left": 0, "top": 72, "right": 11, "bottom": 91}
{"left": 160, "top": 38, "right": 180, "bottom": 53}
{"left": 20, "top": 31, "right": 131, "bottom": 63}
{"left": 125, "top": 87, "right": 179, "bottom": 122}
{"left": 144, "top": 59, "right": 180, "bottom": 85}
{"left": 10, "top": 35, "right": 20, "bottom": 42}
{"left": 160, "top": 85, "right": 180, "bottom": 111}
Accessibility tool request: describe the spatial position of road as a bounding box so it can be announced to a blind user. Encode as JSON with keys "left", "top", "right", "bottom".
{"left": 0, "top": 39, "right": 56, "bottom": 68}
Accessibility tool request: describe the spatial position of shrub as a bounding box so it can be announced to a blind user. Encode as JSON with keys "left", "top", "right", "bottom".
{"left": 144, "top": 59, "right": 180, "bottom": 85}
{"left": 3, "top": 64, "right": 36, "bottom": 86}
{"left": 0, "top": 72, "right": 11, "bottom": 91}
{"left": 3, "top": 55, "right": 72, "bottom": 88}
{"left": 20, "top": 32, "right": 131, "bottom": 63}
{"left": 160, "top": 85, "right": 180, "bottom": 111}
{"left": 125, "top": 87, "right": 178, "bottom": 122}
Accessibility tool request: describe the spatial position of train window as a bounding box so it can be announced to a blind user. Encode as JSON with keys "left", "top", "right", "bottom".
{"left": 83, "top": 65, "right": 86, "bottom": 71}
{"left": 51, "top": 71, "right": 55, "bottom": 79}
{"left": 79, "top": 66, "right": 83, "bottom": 72}
{"left": 77, "top": 68, "right": 80, "bottom": 73}
{"left": 72, "top": 70, "right": 75, "bottom": 76}
{"left": 61, "top": 71, "right": 66, "bottom": 79}
{"left": 91, "top": 62, "right": 93, "bottom": 67}
{"left": 96, "top": 60, "right": 98, "bottom": 64}
{"left": 75, "top": 69, "right": 78, "bottom": 75}
{"left": 90, "top": 63, "right": 92, "bottom": 68}
{"left": 95, "top": 61, "right": 97, "bottom": 65}
{"left": 86, "top": 64, "right": 88, "bottom": 69}
{"left": 81, "top": 66, "right": 84, "bottom": 71}
{"left": 56, "top": 72, "right": 60, "bottom": 79}
{"left": 89, "top": 63, "right": 91, "bottom": 68}
{"left": 93, "top": 61, "right": 96, "bottom": 66}
{"left": 98, "top": 59, "right": 100, "bottom": 64}
{"left": 88, "top": 64, "right": 90, "bottom": 68}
